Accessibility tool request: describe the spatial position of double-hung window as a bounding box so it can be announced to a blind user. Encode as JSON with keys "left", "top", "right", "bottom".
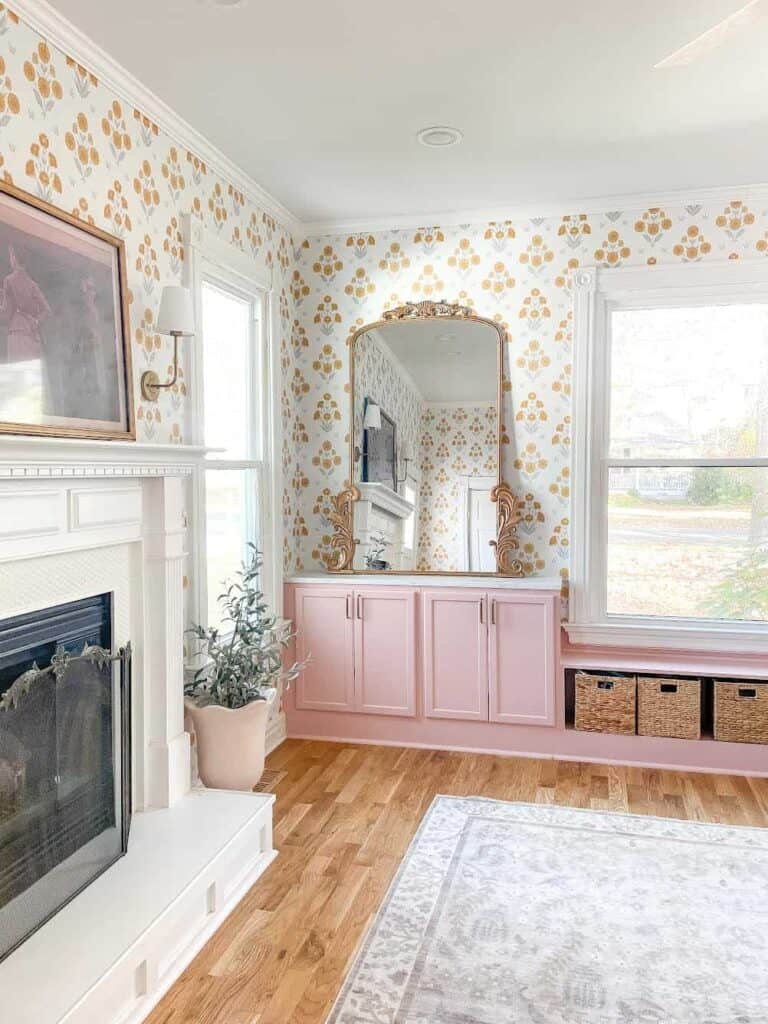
{"left": 570, "top": 262, "right": 768, "bottom": 650}
{"left": 196, "top": 274, "right": 269, "bottom": 633}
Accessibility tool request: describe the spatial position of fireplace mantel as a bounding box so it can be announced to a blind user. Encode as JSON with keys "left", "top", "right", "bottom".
{"left": 0, "top": 436, "right": 277, "bottom": 1023}
{"left": 0, "top": 436, "right": 215, "bottom": 478}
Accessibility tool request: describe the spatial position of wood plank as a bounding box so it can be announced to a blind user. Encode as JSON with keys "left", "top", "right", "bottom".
{"left": 146, "top": 741, "right": 768, "bottom": 1024}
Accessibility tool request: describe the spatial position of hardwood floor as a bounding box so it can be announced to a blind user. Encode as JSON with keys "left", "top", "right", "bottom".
{"left": 146, "top": 741, "right": 768, "bottom": 1023}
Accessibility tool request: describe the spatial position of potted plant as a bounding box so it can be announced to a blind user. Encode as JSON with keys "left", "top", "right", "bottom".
{"left": 185, "top": 545, "right": 307, "bottom": 791}
{"left": 365, "top": 533, "right": 391, "bottom": 571}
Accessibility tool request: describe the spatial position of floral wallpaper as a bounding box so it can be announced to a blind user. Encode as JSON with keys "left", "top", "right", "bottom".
{"left": 4, "top": 4, "right": 768, "bottom": 600}
{"left": 354, "top": 328, "right": 421, "bottom": 483}
{"left": 0, "top": 5, "right": 301, "bottom": 575}
{"left": 296, "top": 201, "right": 768, "bottom": 594}
{"left": 416, "top": 403, "right": 497, "bottom": 571}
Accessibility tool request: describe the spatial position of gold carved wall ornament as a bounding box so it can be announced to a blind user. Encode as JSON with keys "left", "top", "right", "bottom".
{"left": 490, "top": 482, "right": 524, "bottom": 577}
{"left": 321, "top": 486, "right": 360, "bottom": 571}
{"left": 381, "top": 299, "right": 474, "bottom": 320}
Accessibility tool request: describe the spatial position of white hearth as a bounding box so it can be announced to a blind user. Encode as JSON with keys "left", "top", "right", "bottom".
{"left": 0, "top": 438, "right": 276, "bottom": 1024}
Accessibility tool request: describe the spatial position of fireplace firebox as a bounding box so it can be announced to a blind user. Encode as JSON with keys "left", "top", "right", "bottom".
{"left": 0, "top": 595, "right": 131, "bottom": 962}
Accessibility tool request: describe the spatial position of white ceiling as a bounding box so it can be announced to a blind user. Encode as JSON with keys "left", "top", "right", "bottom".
{"left": 372, "top": 320, "right": 498, "bottom": 403}
{"left": 49, "top": 0, "right": 768, "bottom": 226}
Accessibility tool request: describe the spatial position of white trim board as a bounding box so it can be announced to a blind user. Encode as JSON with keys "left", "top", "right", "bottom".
{"left": 184, "top": 218, "right": 283, "bottom": 622}
{"left": 10, "top": 0, "right": 303, "bottom": 239}
{"left": 304, "top": 182, "right": 768, "bottom": 237}
{"left": 11, "top": 2, "right": 768, "bottom": 240}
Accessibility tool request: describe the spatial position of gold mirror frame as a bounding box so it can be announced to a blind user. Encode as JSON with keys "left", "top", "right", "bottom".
{"left": 322, "top": 300, "right": 524, "bottom": 576}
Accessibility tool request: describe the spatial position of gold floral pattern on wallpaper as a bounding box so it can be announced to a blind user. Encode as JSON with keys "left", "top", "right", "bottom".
{"left": 296, "top": 195, "right": 768, "bottom": 588}
{"left": 416, "top": 404, "right": 498, "bottom": 570}
{"left": 4, "top": 8, "right": 768, "bottom": 592}
{"left": 0, "top": 11, "right": 298, "bottom": 571}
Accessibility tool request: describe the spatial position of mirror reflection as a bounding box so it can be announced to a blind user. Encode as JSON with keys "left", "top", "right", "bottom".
{"left": 352, "top": 317, "right": 500, "bottom": 572}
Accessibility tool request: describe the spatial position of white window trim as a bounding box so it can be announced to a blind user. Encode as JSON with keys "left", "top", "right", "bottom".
{"left": 568, "top": 260, "right": 768, "bottom": 653}
{"left": 182, "top": 215, "right": 283, "bottom": 628}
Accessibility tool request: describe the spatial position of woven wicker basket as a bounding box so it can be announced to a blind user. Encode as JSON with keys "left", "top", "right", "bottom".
{"left": 637, "top": 676, "right": 701, "bottom": 740}
{"left": 714, "top": 681, "right": 768, "bottom": 744}
{"left": 575, "top": 673, "right": 636, "bottom": 735}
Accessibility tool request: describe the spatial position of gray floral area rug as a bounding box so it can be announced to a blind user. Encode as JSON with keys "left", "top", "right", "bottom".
{"left": 327, "top": 796, "right": 768, "bottom": 1023}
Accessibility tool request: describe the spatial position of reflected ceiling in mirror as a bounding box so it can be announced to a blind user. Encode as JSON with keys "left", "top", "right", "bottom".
{"left": 350, "top": 312, "right": 503, "bottom": 573}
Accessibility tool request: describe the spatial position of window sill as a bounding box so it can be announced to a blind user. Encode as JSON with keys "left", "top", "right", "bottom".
{"left": 565, "top": 620, "right": 768, "bottom": 655}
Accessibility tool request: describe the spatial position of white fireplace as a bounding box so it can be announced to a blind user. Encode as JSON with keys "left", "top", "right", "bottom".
{"left": 0, "top": 436, "right": 276, "bottom": 1024}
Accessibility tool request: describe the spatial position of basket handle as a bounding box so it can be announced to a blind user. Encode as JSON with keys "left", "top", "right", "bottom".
{"left": 597, "top": 681, "right": 614, "bottom": 691}
{"left": 660, "top": 683, "right": 678, "bottom": 694}
{"left": 737, "top": 687, "right": 757, "bottom": 699}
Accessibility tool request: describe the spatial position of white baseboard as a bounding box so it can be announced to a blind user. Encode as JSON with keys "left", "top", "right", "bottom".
{"left": 266, "top": 711, "right": 287, "bottom": 755}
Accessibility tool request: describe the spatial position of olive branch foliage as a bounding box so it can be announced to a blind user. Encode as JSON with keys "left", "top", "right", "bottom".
{"left": 185, "top": 545, "right": 308, "bottom": 710}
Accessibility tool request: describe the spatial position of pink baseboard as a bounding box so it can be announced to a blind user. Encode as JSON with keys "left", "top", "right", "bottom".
{"left": 286, "top": 707, "right": 768, "bottom": 777}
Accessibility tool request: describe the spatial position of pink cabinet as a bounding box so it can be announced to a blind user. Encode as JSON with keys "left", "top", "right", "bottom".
{"left": 422, "top": 588, "right": 557, "bottom": 725}
{"left": 293, "top": 585, "right": 355, "bottom": 711}
{"left": 422, "top": 590, "right": 488, "bottom": 720}
{"left": 290, "top": 582, "right": 557, "bottom": 728}
{"left": 488, "top": 592, "right": 556, "bottom": 726}
{"left": 355, "top": 588, "right": 416, "bottom": 716}
{"left": 292, "top": 585, "right": 416, "bottom": 717}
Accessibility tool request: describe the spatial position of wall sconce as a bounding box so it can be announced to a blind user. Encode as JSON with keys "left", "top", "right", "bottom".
{"left": 355, "top": 400, "right": 382, "bottom": 463}
{"left": 140, "top": 286, "right": 195, "bottom": 402}
{"left": 396, "top": 441, "right": 413, "bottom": 485}
{"left": 363, "top": 401, "right": 382, "bottom": 431}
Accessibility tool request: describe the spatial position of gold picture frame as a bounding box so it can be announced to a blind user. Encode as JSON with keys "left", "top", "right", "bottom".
{"left": 0, "top": 178, "right": 135, "bottom": 441}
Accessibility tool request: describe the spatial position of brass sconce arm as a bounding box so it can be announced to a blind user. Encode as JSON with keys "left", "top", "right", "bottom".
{"left": 140, "top": 331, "right": 183, "bottom": 402}
{"left": 139, "top": 285, "right": 195, "bottom": 403}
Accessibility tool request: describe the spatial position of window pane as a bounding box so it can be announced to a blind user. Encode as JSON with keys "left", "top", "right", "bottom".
{"left": 610, "top": 305, "right": 768, "bottom": 458}
{"left": 202, "top": 282, "right": 252, "bottom": 459}
{"left": 205, "top": 469, "right": 258, "bottom": 631}
{"left": 607, "top": 466, "right": 768, "bottom": 621}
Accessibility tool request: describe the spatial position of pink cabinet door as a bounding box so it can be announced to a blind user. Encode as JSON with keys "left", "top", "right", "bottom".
{"left": 293, "top": 586, "right": 355, "bottom": 711}
{"left": 488, "top": 592, "right": 556, "bottom": 726}
{"left": 422, "top": 590, "right": 488, "bottom": 720}
{"left": 354, "top": 588, "right": 416, "bottom": 716}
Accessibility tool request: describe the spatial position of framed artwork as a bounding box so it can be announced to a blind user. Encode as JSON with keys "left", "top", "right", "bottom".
{"left": 364, "top": 406, "right": 397, "bottom": 491}
{"left": 0, "top": 179, "right": 134, "bottom": 440}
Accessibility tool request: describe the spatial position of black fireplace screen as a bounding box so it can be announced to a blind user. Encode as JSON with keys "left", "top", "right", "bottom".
{"left": 0, "top": 595, "right": 131, "bottom": 962}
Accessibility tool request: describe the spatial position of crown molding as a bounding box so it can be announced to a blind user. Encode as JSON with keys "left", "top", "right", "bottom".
{"left": 10, "top": 0, "right": 304, "bottom": 240}
{"left": 11, "top": 1, "right": 768, "bottom": 243}
{"left": 303, "top": 182, "right": 768, "bottom": 237}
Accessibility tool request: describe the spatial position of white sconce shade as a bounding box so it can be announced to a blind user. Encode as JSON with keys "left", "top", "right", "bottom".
{"left": 400, "top": 442, "right": 413, "bottom": 462}
{"left": 363, "top": 402, "right": 382, "bottom": 430}
{"left": 156, "top": 286, "right": 195, "bottom": 335}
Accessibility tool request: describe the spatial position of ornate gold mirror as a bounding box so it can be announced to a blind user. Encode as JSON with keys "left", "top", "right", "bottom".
{"left": 323, "top": 301, "right": 523, "bottom": 576}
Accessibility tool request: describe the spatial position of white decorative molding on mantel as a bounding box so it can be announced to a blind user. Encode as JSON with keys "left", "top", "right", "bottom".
{"left": 0, "top": 439, "right": 217, "bottom": 478}
{"left": 358, "top": 482, "right": 415, "bottom": 520}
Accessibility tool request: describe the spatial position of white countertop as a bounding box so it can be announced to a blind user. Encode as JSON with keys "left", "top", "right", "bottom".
{"left": 285, "top": 572, "right": 561, "bottom": 590}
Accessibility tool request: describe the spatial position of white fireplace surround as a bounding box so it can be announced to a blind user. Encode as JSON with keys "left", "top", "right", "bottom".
{"left": 0, "top": 437, "right": 277, "bottom": 1024}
